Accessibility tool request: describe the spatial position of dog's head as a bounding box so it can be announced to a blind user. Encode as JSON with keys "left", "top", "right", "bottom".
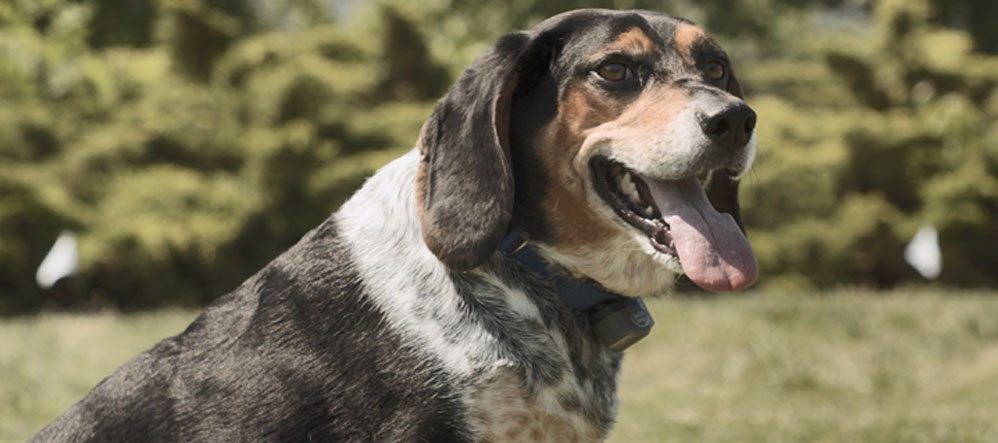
{"left": 417, "top": 9, "right": 758, "bottom": 296}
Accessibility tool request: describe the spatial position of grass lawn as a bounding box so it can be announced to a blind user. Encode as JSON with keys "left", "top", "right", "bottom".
{"left": 3, "top": 289, "right": 998, "bottom": 442}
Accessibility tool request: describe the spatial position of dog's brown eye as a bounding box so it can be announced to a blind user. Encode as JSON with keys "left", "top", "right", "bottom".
{"left": 704, "top": 61, "right": 725, "bottom": 81}
{"left": 596, "top": 63, "right": 630, "bottom": 81}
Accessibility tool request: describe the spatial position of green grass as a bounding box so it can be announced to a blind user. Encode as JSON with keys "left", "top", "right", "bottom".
{"left": 0, "top": 310, "right": 198, "bottom": 441}
{"left": 3, "top": 290, "right": 998, "bottom": 442}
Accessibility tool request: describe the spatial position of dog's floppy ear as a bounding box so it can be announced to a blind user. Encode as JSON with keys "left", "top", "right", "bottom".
{"left": 416, "top": 33, "right": 532, "bottom": 271}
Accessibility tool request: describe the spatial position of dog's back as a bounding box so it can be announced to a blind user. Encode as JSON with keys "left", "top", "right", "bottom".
{"left": 33, "top": 186, "right": 472, "bottom": 442}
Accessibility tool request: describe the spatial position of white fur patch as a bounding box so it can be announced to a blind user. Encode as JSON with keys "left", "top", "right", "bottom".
{"left": 336, "top": 150, "right": 495, "bottom": 377}
{"left": 336, "top": 149, "right": 609, "bottom": 441}
{"left": 473, "top": 271, "right": 544, "bottom": 322}
{"left": 535, "top": 231, "right": 678, "bottom": 298}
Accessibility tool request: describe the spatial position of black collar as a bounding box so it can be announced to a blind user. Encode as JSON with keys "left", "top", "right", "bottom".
{"left": 498, "top": 231, "right": 654, "bottom": 352}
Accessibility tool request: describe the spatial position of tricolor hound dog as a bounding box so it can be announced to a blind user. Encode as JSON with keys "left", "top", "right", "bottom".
{"left": 34, "top": 9, "right": 758, "bottom": 443}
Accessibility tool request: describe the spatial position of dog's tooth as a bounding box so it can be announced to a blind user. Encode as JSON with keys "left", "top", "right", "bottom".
{"left": 629, "top": 188, "right": 641, "bottom": 204}
{"left": 625, "top": 180, "right": 636, "bottom": 194}
{"left": 619, "top": 175, "right": 635, "bottom": 195}
{"left": 643, "top": 206, "right": 655, "bottom": 217}
{"left": 620, "top": 179, "right": 637, "bottom": 195}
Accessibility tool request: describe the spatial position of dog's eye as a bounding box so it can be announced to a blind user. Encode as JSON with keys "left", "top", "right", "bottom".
{"left": 704, "top": 61, "right": 726, "bottom": 81}
{"left": 596, "top": 62, "right": 631, "bottom": 82}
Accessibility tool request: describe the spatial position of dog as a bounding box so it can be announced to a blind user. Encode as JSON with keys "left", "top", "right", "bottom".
{"left": 33, "top": 9, "right": 758, "bottom": 442}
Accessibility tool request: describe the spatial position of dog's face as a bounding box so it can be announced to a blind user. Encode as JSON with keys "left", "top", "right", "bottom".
{"left": 417, "top": 10, "right": 758, "bottom": 296}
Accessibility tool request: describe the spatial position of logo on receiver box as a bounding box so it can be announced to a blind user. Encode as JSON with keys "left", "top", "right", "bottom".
{"left": 630, "top": 310, "right": 652, "bottom": 328}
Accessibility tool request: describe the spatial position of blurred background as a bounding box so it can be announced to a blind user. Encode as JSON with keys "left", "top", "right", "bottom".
{"left": 2, "top": 0, "right": 997, "bottom": 312}
{"left": 2, "top": 0, "right": 998, "bottom": 441}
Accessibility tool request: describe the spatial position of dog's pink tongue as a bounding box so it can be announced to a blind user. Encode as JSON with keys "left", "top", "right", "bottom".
{"left": 645, "top": 177, "right": 758, "bottom": 291}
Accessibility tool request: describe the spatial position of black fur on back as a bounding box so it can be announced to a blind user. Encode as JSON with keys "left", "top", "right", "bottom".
{"left": 32, "top": 219, "right": 471, "bottom": 443}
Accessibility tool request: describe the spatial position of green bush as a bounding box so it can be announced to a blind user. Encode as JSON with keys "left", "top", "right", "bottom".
{"left": 1, "top": 0, "right": 996, "bottom": 313}
{"left": 0, "top": 0, "right": 436, "bottom": 312}
{"left": 741, "top": 0, "right": 998, "bottom": 289}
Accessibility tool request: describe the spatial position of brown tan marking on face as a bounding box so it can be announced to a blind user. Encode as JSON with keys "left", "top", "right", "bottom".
{"left": 608, "top": 27, "right": 659, "bottom": 55}
{"left": 532, "top": 74, "right": 692, "bottom": 253}
{"left": 529, "top": 80, "right": 629, "bottom": 250}
{"left": 524, "top": 72, "right": 696, "bottom": 294}
{"left": 673, "top": 22, "right": 705, "bottom": 62}
{"left": 585, "top": 86, "right": 690, "bottom": 143}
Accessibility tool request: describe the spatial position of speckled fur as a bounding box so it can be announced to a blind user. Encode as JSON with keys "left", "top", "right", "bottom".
{"left": 338, "top": 151, "right": 621, "bottom": 441}
{"left": 33, "top": 9, "right": 755, "bottom": 443}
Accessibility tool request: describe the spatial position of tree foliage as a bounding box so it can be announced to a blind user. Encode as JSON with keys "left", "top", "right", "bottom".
{"left": 0, "top": 0, "right": 438, "bottom": 312}
{"left": 741, "top": 0, "right": 998, "bottom": 289}
{"left": 0, "top": 0, "right": 996, "bottom": 313}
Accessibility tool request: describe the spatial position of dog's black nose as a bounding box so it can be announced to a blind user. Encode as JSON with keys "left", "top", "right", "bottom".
{"left": 699, "top": 102, "right": 756, "bottom": 148}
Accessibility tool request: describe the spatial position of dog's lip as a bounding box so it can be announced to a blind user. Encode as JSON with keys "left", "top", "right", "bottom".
{"left": 589, "top": 157, "right": 676, "bottom": 255}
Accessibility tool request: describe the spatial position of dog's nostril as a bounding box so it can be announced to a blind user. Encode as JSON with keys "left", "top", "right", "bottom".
{"left": 710, "top": 118, "right": 730, "bottom": 137}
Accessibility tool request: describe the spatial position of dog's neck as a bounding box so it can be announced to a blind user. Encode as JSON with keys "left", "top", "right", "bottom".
{"left": 499, "top": 230, "right": 654, "bottom": 351}
{"left": 335, "top": 148, "right": 622, "bottom": 432}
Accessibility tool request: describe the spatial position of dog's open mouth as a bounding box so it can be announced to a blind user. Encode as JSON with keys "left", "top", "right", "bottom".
{"left": 590, "top": 156, "right": 758, "bottom": 291}
{"left": 590, "top": 157, "right": 675, "bottom": 255}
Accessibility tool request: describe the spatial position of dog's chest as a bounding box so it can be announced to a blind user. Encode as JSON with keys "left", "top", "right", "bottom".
{"left": 466, "top": 367, "right": 609, "bottom": 443}
{"left": 442, "top": 270, "right": 623, "bottom": 442}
